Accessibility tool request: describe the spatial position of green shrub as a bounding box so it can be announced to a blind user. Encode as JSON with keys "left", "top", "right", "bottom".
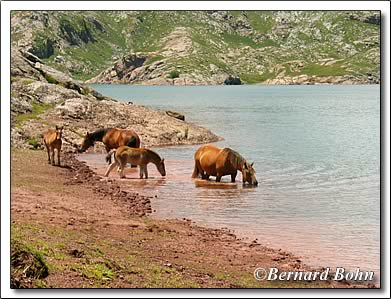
{"left": 28, "top": 138, "right": 40, "bottom": 149}
{"left": 167, "top": 70, "right": 180, "bottom": 79}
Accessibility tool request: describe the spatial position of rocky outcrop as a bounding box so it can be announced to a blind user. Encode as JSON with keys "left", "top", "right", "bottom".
{"left": 349, "top": 12, "right": 380, "bottom": 25}
{"left": 86, "top": 53, "right": 147, "bottom": 84}
{"left": 11, "top": 49, "right": 221, "bottom": 151}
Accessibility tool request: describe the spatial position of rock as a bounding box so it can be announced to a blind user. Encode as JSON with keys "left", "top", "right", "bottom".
{"left": 54, "top": 55, "right": 65, "bottom": 63}
{"left": 166, "top": 110, "right": 185, "bottom": 121}
{"left": 224, "top": 75, "right": 242, "bottom": 85}
{"left": 55, "top": 98, "right": 92, "bottom": 119}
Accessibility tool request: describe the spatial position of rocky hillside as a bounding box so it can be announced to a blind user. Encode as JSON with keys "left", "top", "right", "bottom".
{"left": 11, "top": 11, "right": 380, "bottom": 85}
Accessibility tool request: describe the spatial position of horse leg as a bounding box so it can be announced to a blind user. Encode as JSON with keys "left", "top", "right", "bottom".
{"left": 104, "top": 161, "right": 118, "bottom": 177}
{"left": 201, "top": 173, "right": 209, "bottom": 180}
{"left": 105, "top": 146, "right": 112, "bottom": 164}
{"left": 231, "top": 172, "right": 237, "bottom": 183}
{"left": 139, "top": 165, "right": 144, "bottom": 179}
{"left": 51, "top": 148, "right": 55, "bottom": 166}
{"left": 118, "top": 159, "right": 127, "bottom": 178}
{"left": 216, "top": 173, "right": 222, "bottom": 182}
{"left": 45, "top": 142, "right": 51, "bottom": 164}
{"left": 57, "top": 148, "right": 61, "bottom": 166}
{"left": 144, "top": 165, "right": 148, "bottom": 179}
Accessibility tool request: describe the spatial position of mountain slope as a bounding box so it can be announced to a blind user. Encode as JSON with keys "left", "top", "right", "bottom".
{"left": 11, "top": 11, "right": 380, "bottom": 84}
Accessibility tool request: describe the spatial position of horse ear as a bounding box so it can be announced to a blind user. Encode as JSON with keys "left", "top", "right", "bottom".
{"left": 244, "top": 163, "right": 248, "bottom": 169}
{"left": 86, "top": 132, "right": 90, "bottom": 137}
{"left": 161, "top": 158, "right": 165, "bottom": 163}
{"left": 251, "top": 162, "right": 254, "bottom": 167}
{"left": 55, "top": 125, "right": 59, "bottom": 130}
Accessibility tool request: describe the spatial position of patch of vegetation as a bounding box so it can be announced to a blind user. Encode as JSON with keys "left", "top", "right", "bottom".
{"left": 247, "top": 11, "right": 275, "bottom": 33}
{"left": 43, "top": 73, "right": 58, "bottom": 84}
{"left": 222, "top": 33, "right": 259, "bottom": 49}
{"left": 146, "top": 54, "right": 165, "bottom": 65}
{"left": 27, "top": 138, "right": 40, "bottom": 149}
{"left": 240, "top": 70, "right": 276, "bottom": 83}
{"left": 72, "top": 263, "right": 114, "bottom": 281}
{"left": 14, "top": 101, "right": 54, "bottom": 127}
{"left": 11, "top": 239, "right": 49, "bottom": 288}
{"left": 167, "top": 70, "right": 180, "bottom": 79}
{"left": 301, "top": 62, "right": 346, "bottom": 77}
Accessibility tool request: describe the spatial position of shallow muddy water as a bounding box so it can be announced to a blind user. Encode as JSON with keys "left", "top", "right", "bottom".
{"left": 85, "top": 84, "right": 380, "bottom": 278}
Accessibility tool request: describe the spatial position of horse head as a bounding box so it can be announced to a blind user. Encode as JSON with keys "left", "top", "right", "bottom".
{"left": 55, "top": 125, "right": 63, "bottom": 140}
{"left": 157, "top": 158, "right": 166, "bottom": 177}
{"left": 242, "top": 161, "right": 258, "bottom": 186}
{"left": 79, "top": 132, "right": 94, "bottom": 153}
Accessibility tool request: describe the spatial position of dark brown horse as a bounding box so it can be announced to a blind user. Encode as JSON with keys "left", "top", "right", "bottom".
{"left": 79, "top": 128, "right": 141, "bottom": 164}
{"left": 192, "top": 144, "right": 258, "bottom": 186}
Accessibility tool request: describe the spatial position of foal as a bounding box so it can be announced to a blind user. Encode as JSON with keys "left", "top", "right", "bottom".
{"left": 104, "top": 146, "right": 166, "bottom": 179}
{"left": 42, "top": 125, "right": 63, "bottom": 166}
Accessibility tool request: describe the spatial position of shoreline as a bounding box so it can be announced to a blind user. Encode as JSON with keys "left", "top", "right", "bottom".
{"left": 10, "top": 149, "right": 375, "bottom": 288}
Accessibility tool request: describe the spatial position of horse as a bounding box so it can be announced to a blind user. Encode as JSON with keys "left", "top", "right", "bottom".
{"left": 104, "top": 146, "right": 166, "bottom": 179}
{"left": 192, "top": 144, "right": 258, "bottom": 186}
{"left": 42, "top": 125, "right": 63, "bottom": 166}
{"left": 79, "top": 128, "right": 140, "bottom": 165}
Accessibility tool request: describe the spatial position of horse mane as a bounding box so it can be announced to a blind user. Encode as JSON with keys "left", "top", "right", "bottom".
{"left": 222, "top": 148, "right": 246, "bottom": 169}
{"left": 88, "top": 128, "right": 113, "bottom": 142}
{"left": 146, "top": 149, "right": 162, "bottom": 163}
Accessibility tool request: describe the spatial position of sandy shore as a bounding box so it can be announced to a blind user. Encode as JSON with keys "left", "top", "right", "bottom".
{"left": 10, "top": 149, "right": 373, "bottom": 288}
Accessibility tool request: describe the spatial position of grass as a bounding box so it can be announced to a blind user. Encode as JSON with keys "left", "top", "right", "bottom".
{"left": 240, "top": 71, "right": 276, "bottom": 84}
{"left": 72, "top": 263, "right": 115, "bottom": 281}
{"left": 246, "top": 11, "right": 275, "bottom": 34}
{"left": 301, "top": 63, "right": 346, "bottom": 77}
{"left": 11, "top": 229, "right": 50, "bottom": 288}
{"left": 14, "top": 101, "right": 54, "bottom": 128}
{"left": 146, "top": 54, "right": 165, "bottom": 65}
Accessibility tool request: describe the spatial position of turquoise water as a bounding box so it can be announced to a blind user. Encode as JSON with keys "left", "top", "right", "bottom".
{"left": 88, "top": 84, "right": 380, "bottom": 277}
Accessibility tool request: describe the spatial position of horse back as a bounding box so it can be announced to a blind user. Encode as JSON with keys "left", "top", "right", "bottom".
{"left": 115, "top": 146, "right": 146, "bottom": 165}
{"left": 103, "top": 129, "right": 140, "bottom": 149}
{"left": 43, "top": 129, "right": 56, "bottom": 145}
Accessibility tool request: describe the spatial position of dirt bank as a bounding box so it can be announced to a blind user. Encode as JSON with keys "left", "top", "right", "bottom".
{"left": 11, "top": 149, "right": 373, "bottom": 288}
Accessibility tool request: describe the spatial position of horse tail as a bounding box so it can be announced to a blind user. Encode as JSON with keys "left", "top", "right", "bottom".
{"left": 106, "top": 149, "right": 117, "bottom": 164}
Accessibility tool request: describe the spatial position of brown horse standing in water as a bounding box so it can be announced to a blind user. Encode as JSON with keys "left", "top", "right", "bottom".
{"left": 42, "top": 125, "right": 63, "bottom": 166}
{"left": 104, "top": 146, "right": 166, "bottom": 179}
{"left": 192, "top": 144, "right": 258, "bottom": 186}
{"left": 79, "top": 128, "right": 140, "bottom": 164}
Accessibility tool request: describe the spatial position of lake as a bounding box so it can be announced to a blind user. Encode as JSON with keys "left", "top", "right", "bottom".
{"left": 87, "top": 84, "right": 380, "bottom": 279}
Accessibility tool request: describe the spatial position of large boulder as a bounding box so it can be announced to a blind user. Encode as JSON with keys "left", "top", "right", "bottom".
{"left": 224, "top": 75, "right": 242, "bottom": 85}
